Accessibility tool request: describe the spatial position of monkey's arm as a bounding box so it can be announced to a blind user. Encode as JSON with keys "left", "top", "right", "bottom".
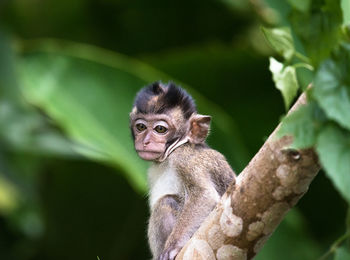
{"left": 159, "top": 175, "right": 220, "bottom": 260}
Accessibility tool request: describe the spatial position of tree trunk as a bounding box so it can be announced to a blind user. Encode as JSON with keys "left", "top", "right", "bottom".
{"left": 175, "top": 92, "right": 320, "bottom": 260}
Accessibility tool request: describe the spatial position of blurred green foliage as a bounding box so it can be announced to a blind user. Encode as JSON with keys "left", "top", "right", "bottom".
{"left": 0, "top": 0, "right": 348, "bottom": 259}
{"left": 265, "top": 0, "right": 350, "bottom": 258}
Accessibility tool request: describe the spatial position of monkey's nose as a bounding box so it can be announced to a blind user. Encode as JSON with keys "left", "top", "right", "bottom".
{"left": 143, "top": 133, "right": 151, "bottom": 146}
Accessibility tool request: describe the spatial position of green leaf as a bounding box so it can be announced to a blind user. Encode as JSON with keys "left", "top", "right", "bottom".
{"left": 313, "top": 44, "right": 350, "bottom": 131}
{"left": 261, "top": 0, "right": 292, "bottom": 26}
{"left": 290, "top": 0, "right": 342, "bottom": 67}
{"left": 0, "top": 100, "right": 79, "bottom": 157}
{"left": 335, "top": 246, "right": 350, "bottom": 260}
{"left": 0, "top": 32, "right": 18, "bottom": 98}
{"left": 287, "top": 0, "right": 311, "bottom": 12}
{"left": 0, "top": 33, "right": 78, "bottom": 158}
{"left": 278, "top": 102, "right": 319, "bottom": 148}
{"left": 18, "top": 50, "right": 149, "bottom": 192}
{"left": 0, "top": 174, "right": 20, "bottom": 215}
{"left": 262, "top": 27, "right": 295, "bottom": 60}
{"left": 269, "top": 57, "right": 299, "bottom": 110}
{"left": 316, "top": 125, "right": 350, "bottom": 203}
{"left": 341, "top": 0, "right": 350, "bottom": 25}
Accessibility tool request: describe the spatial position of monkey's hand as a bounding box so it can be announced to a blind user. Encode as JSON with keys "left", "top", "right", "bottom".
{"left": 159, "top": 244, "right": 182, "bottom": 260}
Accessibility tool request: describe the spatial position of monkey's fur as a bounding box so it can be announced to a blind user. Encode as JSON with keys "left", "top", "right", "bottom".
{"left": 130, "top": 82, "right": 235, "bottom": 260}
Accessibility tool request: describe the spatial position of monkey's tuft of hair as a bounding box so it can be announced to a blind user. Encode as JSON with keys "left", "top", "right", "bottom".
{"left": 151, "top": 82, "right": 164, "bottom": 95}
{"left": 134, "top": 82, "right": 197, "bottom": 119}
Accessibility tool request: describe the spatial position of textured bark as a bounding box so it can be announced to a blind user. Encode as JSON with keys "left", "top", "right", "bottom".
{"left": 175, "top": 92, "right": 320, "bottom": 260}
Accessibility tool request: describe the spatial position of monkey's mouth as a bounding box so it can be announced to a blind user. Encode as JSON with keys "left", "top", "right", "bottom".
{"left": 136, "top": 150, "right": 162, "bottom": 161}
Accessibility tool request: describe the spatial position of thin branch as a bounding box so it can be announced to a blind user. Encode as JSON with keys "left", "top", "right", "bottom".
{"left": 318, "top": 232, "right": 350, "bottom": 260}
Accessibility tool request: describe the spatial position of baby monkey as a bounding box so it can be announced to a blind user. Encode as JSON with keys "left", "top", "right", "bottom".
{"left": 130, "top": 82, "right": 235, "bottom": 260}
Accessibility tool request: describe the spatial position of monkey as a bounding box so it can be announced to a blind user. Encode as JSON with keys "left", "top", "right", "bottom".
{"left": 129, "top": 82, "right": 236, "bottom": 260}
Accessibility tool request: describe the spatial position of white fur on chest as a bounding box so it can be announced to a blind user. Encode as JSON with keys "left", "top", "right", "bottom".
{"left": 148, "top": 163, "right": 183, "bottom": 209}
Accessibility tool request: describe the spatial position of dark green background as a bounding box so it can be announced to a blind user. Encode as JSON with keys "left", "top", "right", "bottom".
{"left": 0, "top": 0, "right": 347, "bottom": 259}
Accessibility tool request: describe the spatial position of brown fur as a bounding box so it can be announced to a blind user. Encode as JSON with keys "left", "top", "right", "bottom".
{"left": 148, "top": 143, "right": 235, "bottom": 260}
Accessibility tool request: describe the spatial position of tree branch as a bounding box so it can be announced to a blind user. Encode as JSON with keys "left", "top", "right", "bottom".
{"left": 175, "top": 92, "right": 320, "bottom": 260}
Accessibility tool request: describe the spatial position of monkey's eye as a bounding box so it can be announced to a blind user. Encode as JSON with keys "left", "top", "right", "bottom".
{"left": 154, "top": 125, "right": 168, "bottom": 134}
{"left": 136, "top": 123, "right": 147, "bottom": 132}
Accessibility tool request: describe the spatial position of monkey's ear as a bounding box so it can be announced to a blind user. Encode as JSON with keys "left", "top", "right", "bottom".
{"left": 188, "top": 114, "right": 211, "bottom": 144}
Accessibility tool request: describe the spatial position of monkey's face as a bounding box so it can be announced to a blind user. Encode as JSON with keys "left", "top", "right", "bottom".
{"left": 131, "top": 113, "right": 176, "bottom": 161}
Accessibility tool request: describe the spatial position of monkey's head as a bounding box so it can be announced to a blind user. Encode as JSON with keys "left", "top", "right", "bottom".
{"left": 130, "top": 82, "right": 211, "bottom": 162}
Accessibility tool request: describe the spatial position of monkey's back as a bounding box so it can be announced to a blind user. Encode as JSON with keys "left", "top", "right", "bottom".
{"left": 170, "top": 143, "right": 236, "bottom": 196}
